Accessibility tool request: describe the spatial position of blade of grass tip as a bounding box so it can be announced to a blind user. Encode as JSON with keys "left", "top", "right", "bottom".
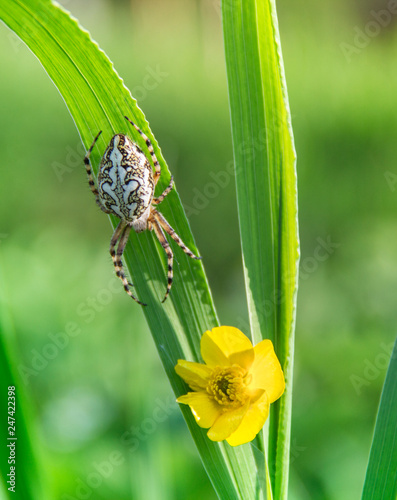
{"left": 362, "top": 338, "right": 397, "bottom": 500}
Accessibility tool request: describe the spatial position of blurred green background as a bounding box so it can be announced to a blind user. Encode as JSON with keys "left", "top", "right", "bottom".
{"left": 0, "top": 0, "right": 396, "bottom": 498}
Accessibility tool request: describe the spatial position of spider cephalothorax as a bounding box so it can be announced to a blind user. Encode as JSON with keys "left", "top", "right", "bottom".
{"left": 84, "top": 116, "right": 200, "bottom": 306}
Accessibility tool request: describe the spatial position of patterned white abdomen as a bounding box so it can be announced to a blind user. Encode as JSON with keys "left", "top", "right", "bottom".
{"left": 97, "top": 134, "right": 154, "bottom": 221}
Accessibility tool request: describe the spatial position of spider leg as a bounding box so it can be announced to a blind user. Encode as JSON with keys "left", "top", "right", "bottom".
{"left": 110, "top": 221, "right": 147, "bottom": 306}
{"left": 124, "top": 116, "right": 161, "bottom": 186}
{"left": 151, "top": 217, "right": 174, "bottom": 303}
{"left": 152, "top": 209, "right": 201, "bottom": 260}
{"left": 84, "top": 130, "right": 102, "bottom": 198}
{"left": 84, "top": 130, "right": 112, "bottom": 215}
{"left": 152, "top": 176, "right": 174, "bottom": 205}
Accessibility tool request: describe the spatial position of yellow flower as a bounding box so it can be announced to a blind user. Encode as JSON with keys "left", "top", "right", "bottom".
{"left": 175, "top": 326, "right": 285, "bottom": 446}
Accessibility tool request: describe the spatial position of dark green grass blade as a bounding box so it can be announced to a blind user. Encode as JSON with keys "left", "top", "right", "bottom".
{"left": 362, "top": 338, "right": 397, "bottom": 500}
{"left": 222, "top": 0, "right": 299, "bottom": 497}
{"left": 0, "top": 271, "right": 47, "bottom": 500}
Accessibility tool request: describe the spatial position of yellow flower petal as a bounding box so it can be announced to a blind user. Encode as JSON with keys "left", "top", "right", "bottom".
{"left": 201, "top": 330, "right": 230, "bottom": 367}
{"left": 249, "top": 339, "right": 285, "bottom": 403}
{"left": 201, "top": 327, "right": 254, "bottom": 368}
{"left": 226, "top": 394, "right": 270, "bottom": 446}
{"left": 207, "top": 401, "right": 250, "bottom": 441}
{"left": 177, "top": 392, "right": 221, "bottom": 428}
{"left": 248, "top": 387, "right": 265, "bottom": 403}
{"left": 175, "top": 360, "right": 213, "bottom": 391}
{"left": 228, "top": 348, "right": 255, "bottom": 371}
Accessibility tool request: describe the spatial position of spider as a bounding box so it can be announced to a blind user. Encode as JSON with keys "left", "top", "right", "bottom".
{"left": 84, "top": 116, "right": 201, "bottom": 306}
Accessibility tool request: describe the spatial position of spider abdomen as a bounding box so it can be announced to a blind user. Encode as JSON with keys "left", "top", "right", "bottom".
{"left": 97, "top": 134, "right": 154, "bottom": 222}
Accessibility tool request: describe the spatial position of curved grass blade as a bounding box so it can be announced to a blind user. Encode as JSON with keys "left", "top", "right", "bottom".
{"left": 362, "top": 339, "right": 397, "bottom": 500}
{"left": 222, "top": 0, "right": 299, "bottom": 497}
{"left": 0, "top": 1, "right": 266, "bottom": 498}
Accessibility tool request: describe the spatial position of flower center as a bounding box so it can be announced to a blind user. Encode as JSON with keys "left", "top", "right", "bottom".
{"left": 207, "top": 365, "right": 250, "bottom": 408}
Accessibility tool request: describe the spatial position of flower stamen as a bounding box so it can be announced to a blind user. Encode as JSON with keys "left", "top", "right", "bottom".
{"left": 207, "top": 366, "right": 249, "bottom": 408}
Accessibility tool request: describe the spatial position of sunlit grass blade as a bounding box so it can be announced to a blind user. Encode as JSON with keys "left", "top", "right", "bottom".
{"left": 222, "top": 0, "right": 299, "bottom": 497}
{"left": 362, "top": 339, "right": 397, "bottom": 500}
{"left": 0, "top": 1, "right": 268, "bottom": 497}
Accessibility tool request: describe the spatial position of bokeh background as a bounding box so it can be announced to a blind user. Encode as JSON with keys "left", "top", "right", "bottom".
{"left": 1, "top": 0, "right": 396, "bottom": 498}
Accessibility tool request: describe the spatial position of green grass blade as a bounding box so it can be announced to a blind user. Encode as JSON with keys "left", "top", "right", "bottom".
{"left": 0, "top": 270, "right": 47, "bottom": 500}
{"left": 0, "top": 1, "right": 267, "bottom": 498}
{"left": 362, "top": 339, "right": 397, "bottom": 500}
{"left": 222, "top": 0, "right": 299, "bottom": 497}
